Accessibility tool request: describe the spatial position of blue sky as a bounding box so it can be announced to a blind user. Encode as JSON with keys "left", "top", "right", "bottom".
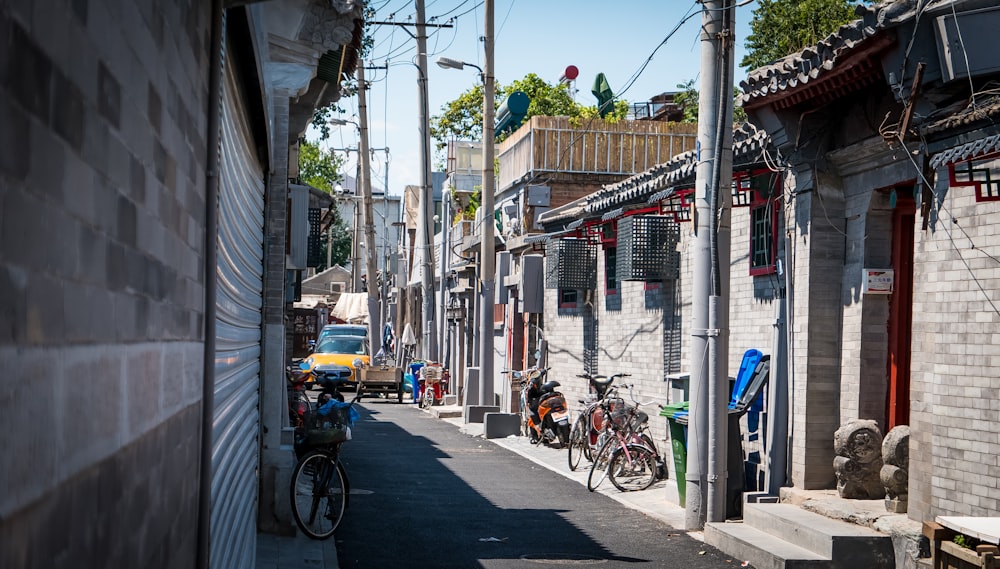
{"left": 315, "top": 0, "right": 757, "bottom": 195}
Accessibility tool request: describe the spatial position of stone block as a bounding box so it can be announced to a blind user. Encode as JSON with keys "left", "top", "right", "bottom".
{"left": 483, "top": 413, "right": 520, "bottom": 439}
{"left": 464, "top": 405, "right": 500, "bottom": 424}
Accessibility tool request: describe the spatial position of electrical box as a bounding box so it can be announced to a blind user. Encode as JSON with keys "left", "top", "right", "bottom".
{"left": 521, "top": 255, "right": 544, "bottom": 313}
{"left": 287, "top": 184, "right": 310, "bottom": 270}
{"left": 935, "top": 6, "right": 1000, "bottom": 83}
{"left": 525, "top": 185, "right": 550, "bottom": 207}
{"left": 496, "top": 251, "right": 511, "bottom": 304}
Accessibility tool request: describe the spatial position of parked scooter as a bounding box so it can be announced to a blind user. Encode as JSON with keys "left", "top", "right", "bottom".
{"left": 287, "top": 365, "right": 311, "bottom": 428}
{"left": 519, "top": 368, "right": 570, "bottom": 447}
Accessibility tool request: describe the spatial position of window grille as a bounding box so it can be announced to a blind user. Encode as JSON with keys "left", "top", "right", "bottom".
{"left": 617, "top": 215, "right": 680, "bottom": 281}
{"left": 545, "top": 239, "right": 597, "bottom": 289}
{"left": 949, "top": 152, "right": 1000, "bottom": 201}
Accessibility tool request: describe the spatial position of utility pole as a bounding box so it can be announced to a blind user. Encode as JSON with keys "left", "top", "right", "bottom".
{"left": 439, "top": 192, "right": 451, "bottom": 371}
{"left": 415, "top": 0, "right": 438, "bottom": 361}
{"left": 373, "top": 9, "right": 452, "bottom": 363}
{"left": 478, "top": 0, "right": 496, "bottom": 406}
{"left": 357, "top": 62, "right": 381, "bottom": 352}
{"left": 686, "top": 0, "right": 735, "bottom": 529}
{"left": 381, "top": 150, "right": 391, "bottom": 348}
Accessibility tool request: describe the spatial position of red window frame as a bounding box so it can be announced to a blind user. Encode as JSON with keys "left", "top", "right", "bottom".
{"left": 558, "top": 289, "right": 578, "bottom": 308}
{"left": 749, "top": 191, "right": 779, "bottom": 276}
{"left": 948, "top": 151, "right": 1000, "bottom": 202}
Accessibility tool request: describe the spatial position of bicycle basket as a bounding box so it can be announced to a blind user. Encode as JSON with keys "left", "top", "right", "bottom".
{"left": 421, "top": 364, "right": 443, "bottom": 384}
{"left": 301, "top": 404, "right": 352, "bottom": 446}
{"left": 607, "top": 398, "right": 630, "bottom": 429}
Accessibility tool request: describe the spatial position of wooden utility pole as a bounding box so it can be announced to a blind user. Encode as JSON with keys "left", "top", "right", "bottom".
{"left": 357, "top": 62, "right": 380, "bottom": 349}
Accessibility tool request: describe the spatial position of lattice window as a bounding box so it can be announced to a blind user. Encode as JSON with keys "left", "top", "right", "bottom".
{"left": 307, "top": 208, "right": 323, "bottom": 267}
{"left": 949, "top": 152, "right": 1000, "bottom": 201}
{"left": 749, "top": 194, "right": 779, "bottom": 276}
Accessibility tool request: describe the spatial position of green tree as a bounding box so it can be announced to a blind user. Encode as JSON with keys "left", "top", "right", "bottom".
{"left": 671, "top": 80, "right": 749, "bottom": 124}
{"left": 298, "top": 138, "right": 352, "bottom": 270}
{"left": 430, "top": 73, "right": 628, "bottom": 155}
{"left": 742, "top": 0, "right": 874, "bottom": 71}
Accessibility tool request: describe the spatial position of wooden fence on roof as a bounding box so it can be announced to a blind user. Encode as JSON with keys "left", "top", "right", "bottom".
{"left": 497, "top": 116, "right": 698, "bottom": 190}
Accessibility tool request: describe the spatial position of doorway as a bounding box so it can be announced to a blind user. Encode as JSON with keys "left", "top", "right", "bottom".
{"left": 886, "top": 191, "right": 915, "bottom": 429}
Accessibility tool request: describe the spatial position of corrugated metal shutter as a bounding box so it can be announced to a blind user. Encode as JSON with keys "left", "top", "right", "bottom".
{"left": 211, "top": 55, "right": 265, "bottom": 569}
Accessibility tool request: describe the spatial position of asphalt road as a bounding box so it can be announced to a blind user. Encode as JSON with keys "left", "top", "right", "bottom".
{"left": 333, "top": 399, "right": 741, "bottom": 569}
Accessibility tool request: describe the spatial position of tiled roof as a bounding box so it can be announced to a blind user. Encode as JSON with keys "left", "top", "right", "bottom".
{"left": 584, "top": 123, "right": 773, "bottom": 214}
{"left": 739, "top": 0, "right": 916, "bottom": 108}
{"left": 923, "top": 95, "right": 1000, "bottom": 136}
{"left": 930, "top": 133, "right": 1000, "bottom": 168}
{"left": 926, "top": 95, "right": 1000, "bottom": 166}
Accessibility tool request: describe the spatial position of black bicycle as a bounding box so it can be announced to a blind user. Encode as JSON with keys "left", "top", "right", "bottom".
{"left": 289, "top": 391, "right": 362, "bottom": 539}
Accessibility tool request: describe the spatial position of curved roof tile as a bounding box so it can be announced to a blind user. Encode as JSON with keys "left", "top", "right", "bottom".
{"left": 739, "top": 1, "right": 906, "bottom": 107}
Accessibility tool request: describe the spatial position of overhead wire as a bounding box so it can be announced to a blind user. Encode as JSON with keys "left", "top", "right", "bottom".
{"left": 617, "top": 1, "right": 700, "bottom": 99}
{"left": 896, "top": 131, "right": 1000, "bottom": 317}
{"left": 496, "top": 0, "right": 514, "bottom": 40}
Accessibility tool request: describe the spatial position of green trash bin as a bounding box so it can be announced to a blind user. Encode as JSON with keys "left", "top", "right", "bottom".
{"left": 660, "top": 402, "right": 689, "bottom": 507}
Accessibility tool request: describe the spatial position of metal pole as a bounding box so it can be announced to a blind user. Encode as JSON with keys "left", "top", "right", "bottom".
{"left": 416, "top": 0, "right": 438, "bottom": 361}
{"left": 687, "top": 0, "right": 735, "bottom": 529}
{"left": 350, "top": 159, "right": 362, "bottom": 293}
{"left": 439, "top": 192, "right": 451, "bottom": 369}
{"left": 478, "top": 0, "right": 495, "bottom": 406}
{"left": 357, "top": 63, "right": 381, "bottom": 351}
{"left": 382, "top": 151, "right": 391, "bottom": 347}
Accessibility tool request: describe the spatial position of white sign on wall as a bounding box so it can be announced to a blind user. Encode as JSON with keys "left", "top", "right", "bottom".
{"left": 863, "top": 269, "right": 894, "bottom": 294}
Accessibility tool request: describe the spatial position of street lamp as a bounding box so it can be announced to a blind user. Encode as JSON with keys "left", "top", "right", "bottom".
{"left": 435, "top": 57, "right": 483, "bottom": 77}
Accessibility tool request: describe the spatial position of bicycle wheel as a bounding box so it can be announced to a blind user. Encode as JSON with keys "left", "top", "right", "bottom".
{"left": 290, "top": 450, "right": 347, "bottom": 539}
{"left": 567, "top": 415, "right": 588, "bottom": 471}
{"left": 586, "top": 438, "right": 617, "bottom": 492}
{"left": 608, "top": 444, "right": 658, "bottom": 492}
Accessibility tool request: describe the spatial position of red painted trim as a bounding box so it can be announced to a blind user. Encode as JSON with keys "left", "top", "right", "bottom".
{"left": 948, "top": 152, "right": 1000, "bottom": 202}
{"left": 887, "top": 194, "right": 915, "bottom": 429}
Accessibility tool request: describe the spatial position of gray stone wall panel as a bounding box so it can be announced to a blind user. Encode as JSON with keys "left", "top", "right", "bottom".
{"left": 0, "top": 0, "right": 210, "bottom": 565}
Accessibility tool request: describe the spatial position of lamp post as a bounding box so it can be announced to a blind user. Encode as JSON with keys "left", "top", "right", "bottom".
{"left": 435, "top": 0, "right": 494, "bottom": 406}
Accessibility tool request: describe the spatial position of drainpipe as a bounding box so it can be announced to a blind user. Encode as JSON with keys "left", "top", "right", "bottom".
{"left": 197, "top": 1, "right": 224, "bottom": 568}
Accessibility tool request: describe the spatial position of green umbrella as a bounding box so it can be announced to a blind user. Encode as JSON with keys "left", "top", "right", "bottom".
{"left": 592, "top": 72, "right": 614, "bottom": 118}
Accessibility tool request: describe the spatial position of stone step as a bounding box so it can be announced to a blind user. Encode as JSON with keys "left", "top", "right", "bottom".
{"left": 743, "top": 503, "right": 893, "bottom": 565}
{"left": 705, "top": 522, "right": 833, "bottom": 569}
{"left": 430, "top": 406, "right": 462, "bottom": 419}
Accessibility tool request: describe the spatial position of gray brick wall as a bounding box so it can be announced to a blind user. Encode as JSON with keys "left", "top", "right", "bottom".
{"left": 909, "top": 179, "right": 1000, "bottom": 522}
{"left": 544, "top": 207, "right": 784, "bottom": 466}
{"left": 788, "top": 171, "right": 846, "bottom": 490}
{"left": 0, "top": 0, "right": 207, "bottom": 566}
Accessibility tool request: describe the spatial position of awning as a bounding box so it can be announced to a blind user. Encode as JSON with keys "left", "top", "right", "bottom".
{"left": 330, "top": 292, "right": 369, "bottom": 323}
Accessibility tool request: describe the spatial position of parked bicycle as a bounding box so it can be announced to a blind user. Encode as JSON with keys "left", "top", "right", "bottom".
{"left": 289, "top": 389, "right": 363, "bottom": 540}
{"left": 586, "top": 384, "right": 666, "bottom": 493}
{"left": 567, "top": 372, "right": 627, "bottom": 471}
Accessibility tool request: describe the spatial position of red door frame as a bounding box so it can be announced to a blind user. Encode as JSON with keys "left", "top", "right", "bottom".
{"left": 887, "top": 192, "right": 915, "bottom": 428}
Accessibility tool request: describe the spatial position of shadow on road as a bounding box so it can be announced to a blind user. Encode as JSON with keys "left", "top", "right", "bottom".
{"left": 333, "top": 399, "right": 722, "bottom": 569}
